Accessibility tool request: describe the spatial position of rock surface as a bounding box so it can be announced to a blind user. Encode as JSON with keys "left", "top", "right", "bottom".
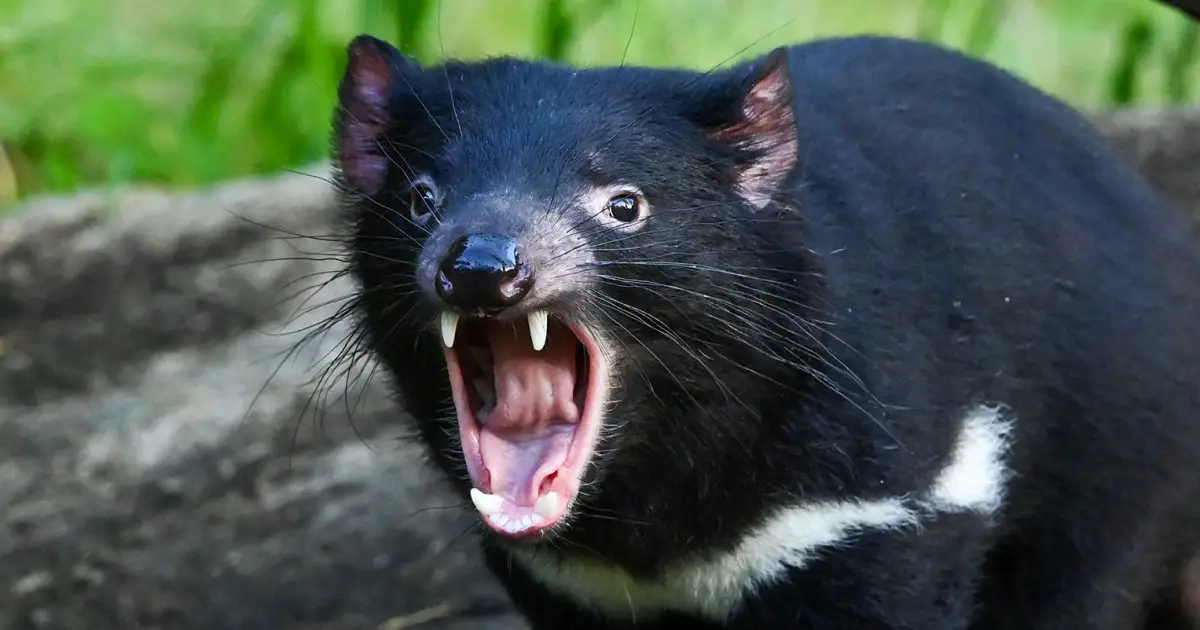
{"left": 0, "top": 110, "right": 1197, "bottom": 630}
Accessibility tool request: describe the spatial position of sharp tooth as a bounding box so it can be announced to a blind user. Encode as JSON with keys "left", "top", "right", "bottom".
{"left": 528, "top": 310, "right": 549, "bottom": 351}
{"left": 534, "top": 492, "right": 557, "bottom": 518}
{"left": 440, "top": 312, "right": 459, "bottom": 348}
{"left": 469, "top": 488, "right": 504, "bottom": 515}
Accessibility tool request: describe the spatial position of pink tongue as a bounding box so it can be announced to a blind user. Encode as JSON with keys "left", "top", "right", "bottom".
{"left": 478, "top": 323, "right": 580, "bottom": 506}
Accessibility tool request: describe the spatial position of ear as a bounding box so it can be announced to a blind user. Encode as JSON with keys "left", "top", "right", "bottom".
{"left": 334, "top": 35, "right": 416, "bottom": 197}
{"left": 713, "top": 48, "right": 798, "bottom": 210}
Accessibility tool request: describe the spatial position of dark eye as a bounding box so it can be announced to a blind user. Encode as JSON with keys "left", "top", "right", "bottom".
{"left": 409, "top": 183, "right": 437, "bottom": 220}
{"left": 605, "top": 193, "right": 642, "bottom": 223}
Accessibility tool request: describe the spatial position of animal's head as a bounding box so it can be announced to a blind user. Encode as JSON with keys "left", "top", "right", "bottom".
{"left": 333, "top": 34, "right": 816, "bottom": 552}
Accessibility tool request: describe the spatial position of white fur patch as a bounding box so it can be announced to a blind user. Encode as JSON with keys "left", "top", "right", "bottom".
{"left": 510, "top": 404, "right": 1014, "bottom": 623}
{"left": 513, "top": 498, "right": 917, "bottom": 622}
{"left": 927, "top": 405, "right": 1014, "bottom": 514}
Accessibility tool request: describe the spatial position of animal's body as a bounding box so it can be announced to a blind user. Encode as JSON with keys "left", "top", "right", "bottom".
{"left": 330, "top": 30, "right": 1200, "bottom": 630}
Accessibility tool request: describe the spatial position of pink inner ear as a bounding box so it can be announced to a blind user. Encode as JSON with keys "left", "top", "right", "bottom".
{"left": 715, "top": 51, "right": 798, "bottom": 210}
{"left": 339, "top": 118, "right": 388, "bottom": 197}
{"left": 337, "top": 40, "right": 398, "bottom": 197}
{"left": 348, "top": 43, "right": 393, "bottom": 110}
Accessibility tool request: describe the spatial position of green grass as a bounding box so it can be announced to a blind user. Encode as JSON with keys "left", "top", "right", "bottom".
{"left": 0, "top": 0, "right": 1197, "bottom": 204}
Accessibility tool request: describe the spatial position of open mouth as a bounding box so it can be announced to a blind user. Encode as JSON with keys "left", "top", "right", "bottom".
{"left": 439, "top": 309, "right": 607, "bottom": 539}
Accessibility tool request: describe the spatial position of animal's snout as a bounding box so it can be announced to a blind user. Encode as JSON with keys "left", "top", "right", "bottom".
{"left": 436, "top": 233, "right": 533, "bottom": 313}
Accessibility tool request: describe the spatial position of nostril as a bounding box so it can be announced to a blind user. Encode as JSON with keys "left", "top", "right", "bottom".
{"left": 436, "top": 233, "right": 534, "bottom": 311}
{"left": 497, "top": 265, "right": 533, "bottom": 302}
{"left": 434, "top": 269, "right": 455, "bottom": 301}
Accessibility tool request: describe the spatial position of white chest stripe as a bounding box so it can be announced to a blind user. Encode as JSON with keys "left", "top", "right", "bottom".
{"left": 511, "top": 404, "right": 1015, "bottom": 623}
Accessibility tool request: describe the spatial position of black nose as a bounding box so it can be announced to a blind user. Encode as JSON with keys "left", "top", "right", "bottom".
{"left": 436, "top": 233, "right": 533, "bottom": 313}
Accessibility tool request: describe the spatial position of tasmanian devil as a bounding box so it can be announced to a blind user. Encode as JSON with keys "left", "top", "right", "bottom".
{"left": 328, "top": 28, "right": 1200, "bottom": 630}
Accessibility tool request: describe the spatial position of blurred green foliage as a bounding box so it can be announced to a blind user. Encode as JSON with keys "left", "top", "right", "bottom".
{"left": 0, "top": 0, "right": 1196, "bottom": 203}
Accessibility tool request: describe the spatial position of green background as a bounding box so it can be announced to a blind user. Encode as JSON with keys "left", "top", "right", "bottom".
{"left": 0, "top": 0, "right": 1196, "bottom": 203}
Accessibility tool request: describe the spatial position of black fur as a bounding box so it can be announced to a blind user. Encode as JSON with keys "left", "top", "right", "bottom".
{"left": 331, "top": 33, "right": 1200, "bottom": 629}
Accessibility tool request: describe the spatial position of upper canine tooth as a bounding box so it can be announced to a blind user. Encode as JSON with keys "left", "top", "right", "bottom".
{"left": 528, "top": 310, "right": 549, "bottom": 352}
{"left": 440, "top": 312, "right": 459, "bottom": 348}
{"left": 469, "top": 488, "right": 504, "bottom": 516}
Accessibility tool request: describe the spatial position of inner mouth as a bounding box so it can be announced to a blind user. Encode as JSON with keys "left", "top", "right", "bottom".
{"left": 440, "top": 310, "right": 606, "bottom": 539}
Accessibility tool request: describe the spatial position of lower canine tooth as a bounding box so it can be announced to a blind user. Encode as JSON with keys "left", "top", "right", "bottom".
{"left": 534, "top": 492, "right": 557, "bottom": 518}
{"left": 441, "top": 312, "right": 459, "bottom": 348}
{"left": 469, "top": 488, "right": 504, "bottom": 515}
{"left": 528, "top": 310, "right": 549, "bottom": 351}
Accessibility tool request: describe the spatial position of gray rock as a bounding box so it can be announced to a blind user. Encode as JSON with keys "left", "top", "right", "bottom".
{"left": 1093, "top": 109, "right": 1200, "bottom": 232}
{"left": 0, "top": 173, "right": 522, "bottom": 629}
{"left": 0, "top": 110, "right": 1197, "bottom": 630}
